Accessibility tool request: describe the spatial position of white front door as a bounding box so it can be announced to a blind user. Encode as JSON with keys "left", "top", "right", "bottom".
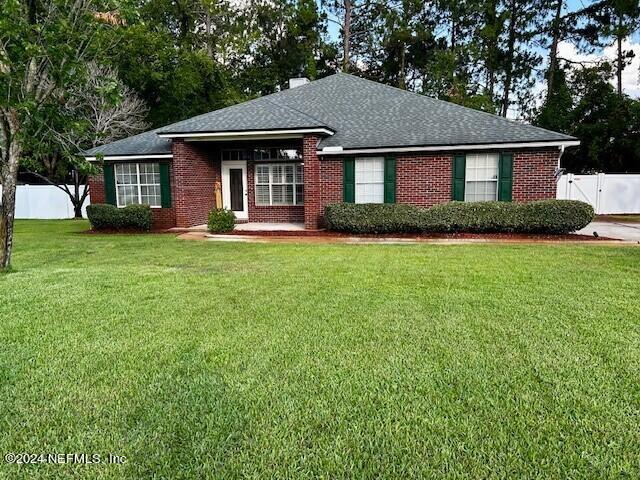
{"left": 221, "top": 161, "right": 248, "bottom": 220}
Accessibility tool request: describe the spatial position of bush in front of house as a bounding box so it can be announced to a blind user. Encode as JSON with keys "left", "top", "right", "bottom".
{"left": 323, "top": 200, "right": 594, "bottom": 235}
{"left": 420, "top": 201, "right": 522, "bottom": 233}
{"left": 516, "top": 199, "right": 595, "bottom": 234}
{"left": 324, "top": 203, "right": 422, "bottom": 233}
{"left": 86, "top": 203, "right": 153, "bottom": 231}
{"left": 208, "top": 208, "right": 235, "bottom": 233}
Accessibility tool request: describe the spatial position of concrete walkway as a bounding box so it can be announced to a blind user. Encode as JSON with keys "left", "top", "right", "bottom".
{"left": 576, "top": 221, "right": 640, "bottom": 242}
{"left": 234, "top": 222, "right": 305, "bottom": 231}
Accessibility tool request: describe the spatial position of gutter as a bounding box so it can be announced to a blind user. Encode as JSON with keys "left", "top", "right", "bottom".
{"left": 318, "top": 140, "right": 580, "bottom": 156}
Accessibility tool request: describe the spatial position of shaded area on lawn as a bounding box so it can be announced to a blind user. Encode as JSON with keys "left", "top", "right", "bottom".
{"left": 1, "top": 220, "right": 639, "bottom": 479}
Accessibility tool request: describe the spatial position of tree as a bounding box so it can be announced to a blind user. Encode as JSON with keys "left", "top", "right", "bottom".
{"left": 536, "top": 64, "right": 640, "bottom": 173}
{"left": 606, "top": 0, "right": 640, "bottom": 96}
{"left": 500, "top": 0, "right": 541, "bottom": 117}
{"left": 0, "top": 0, "right": 115, "bottom": 269}
{"left": 238, "top": 0, "right": 337, "bottom": 95}
{"left": 21, "top": 63, "right": 149, "bottom": 218}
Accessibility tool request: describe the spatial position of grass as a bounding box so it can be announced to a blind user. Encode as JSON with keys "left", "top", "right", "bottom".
{"left": 598, "top": 214, "right": 640, "bottom": 223}
{"left": 1, "top": 220, "right": 639, "bottom": 479}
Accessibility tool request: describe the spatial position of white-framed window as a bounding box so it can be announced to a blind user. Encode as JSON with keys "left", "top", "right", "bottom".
{"left": 465, "top": 153, "right": 499, "bottom": 202}
{"left": 355, "top": 157, "right": 384, "bottom": 203}
{"left": 115, "top": 162, "right": 161, "bottom": 207}
{"left": 255, "top": 163, "right": 303, "bottom": 206}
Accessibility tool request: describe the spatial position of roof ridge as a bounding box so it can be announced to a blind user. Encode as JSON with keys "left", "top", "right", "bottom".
{"left": 262, "top": 97, "right": 335, "bottom": 131}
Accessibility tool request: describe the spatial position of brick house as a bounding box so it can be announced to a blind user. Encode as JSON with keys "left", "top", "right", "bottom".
{"left": 84, "top": 73, "right": 579, "bottom": 230}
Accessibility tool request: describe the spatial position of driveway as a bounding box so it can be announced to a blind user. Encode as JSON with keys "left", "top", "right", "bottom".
{"left": 576, "top": 221, "right": 640, "bottom": 242}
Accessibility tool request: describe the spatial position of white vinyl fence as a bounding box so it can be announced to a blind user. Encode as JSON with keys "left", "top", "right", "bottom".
{"left": 557, "top": 173, "right": 640, "bottom": 214}
{"left": 0, "top": 184, "right": 89, "bottom": 219}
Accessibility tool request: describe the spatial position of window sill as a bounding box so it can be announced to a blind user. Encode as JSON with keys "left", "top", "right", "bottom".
{"left": 254, "top": 204, "right": 304, "bottom": 208}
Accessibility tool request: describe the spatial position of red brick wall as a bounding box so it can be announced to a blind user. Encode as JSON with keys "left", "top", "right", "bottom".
{"left": 303, "top": 135, "right": 322, "bottom": 229}
{"left": 512, "top": 149, "right": 559, "bottom": 201}
{"left": 396, "top": 153, "right": 453, "bottom": 206}
{"left": 172, "top": 140, "right": 219, "bottom": 228}
{"left": 316, "top": 148, "right": 560, "bottom": 225}
{"left": 87, "top": 165, "right": 176, "bottom": 230}
{"left": 246, "top": 162, "right": 304, "bottom": 223}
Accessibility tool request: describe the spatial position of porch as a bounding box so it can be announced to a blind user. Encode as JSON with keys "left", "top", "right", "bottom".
{"left": 169, "top": 136, "right": 322, "bottom": 230}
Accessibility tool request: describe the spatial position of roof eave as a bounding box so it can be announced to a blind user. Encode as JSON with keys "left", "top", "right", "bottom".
{"left": 318, "top": 140, "right": 580, "bottom": 155}
{"left": 84, "top": 153, "right": 173, "bottom": 162}
{"left": 157, "top": 127, "right": 335, "bottom": 139}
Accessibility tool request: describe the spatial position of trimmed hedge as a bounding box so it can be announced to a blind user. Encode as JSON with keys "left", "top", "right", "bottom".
{"left": 324, "top": 200, "right": 594, "bottom": 235}
{"left": 323, "top": 203, "right": 420, "bottom": 234}
{"left": 86, "top": 203, "right": 153, "bottom": 231}
{"left": 208, "top": 208, "right": 235, "bottom": 233}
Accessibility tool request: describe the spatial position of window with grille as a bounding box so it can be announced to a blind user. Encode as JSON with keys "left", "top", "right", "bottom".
{"left": 255, "top": 163, "right": 303, "bottom": 206}
{"left": 114, "top": 163, "right": 161, "bottom": 207}
{"left": 464, "top": 153, "right": 499, "bottom": 202}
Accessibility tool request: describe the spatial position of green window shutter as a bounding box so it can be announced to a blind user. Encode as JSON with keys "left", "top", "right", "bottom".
{"left": 343, "top": 157, "right": 355, "bottom": 203}
{"left": 452, "top": 153, "right": 466, "bottom": 201}
{"left": 159, "top": 163, "right": 172, "bottom": 208}
{"left": 103, "top": 163, "right": 116, "bottom": 206}
{"left": 384, "top": 156, "right": 396, "bottom": 203}
{"left": 498, "top": 153, "right": 513, "bottom": 202}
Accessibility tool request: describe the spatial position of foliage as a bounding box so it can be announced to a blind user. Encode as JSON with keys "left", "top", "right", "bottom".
{"left": 207, "top": 208, "right": 236, "bottom": 233}
{"left": 423, "top": 200, "right": 594, "bottom": 234}
{"left": 87, "top": 203, "right": 153, "bottom": 231}
{"left": 3, "top": 220, "right": 640, "bottom": 478}
{"left": 536, "top": 64, "right": 640, "bottom": 173}
{"left": 324, "top": 200, "right": 594, "bottom": 234}
{"left": 324, "top": 203, "right": 421, "bottom": 233}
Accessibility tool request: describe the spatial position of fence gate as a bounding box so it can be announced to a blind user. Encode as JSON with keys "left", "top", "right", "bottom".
{"left": 557, "top": 173, "right": 640, "bottom": 214}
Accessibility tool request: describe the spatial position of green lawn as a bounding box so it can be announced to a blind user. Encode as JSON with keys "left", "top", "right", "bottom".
{"left": 2, "top": 220, "right": 639, "bottom": 479}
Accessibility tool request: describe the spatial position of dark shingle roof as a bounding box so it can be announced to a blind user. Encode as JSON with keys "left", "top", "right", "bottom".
{"left": 266, "top": 73, "right": 575, "bottom": 149}
{"left": 158, "top": 95, "right": 333, "bottom": 134}
{"left": 85, "top": 73, "right": 576, "bottom": 156}
{"left": 84, "top": 128, "right": 171, "bottom": 156}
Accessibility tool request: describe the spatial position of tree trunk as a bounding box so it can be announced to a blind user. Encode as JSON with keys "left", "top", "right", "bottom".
{"left": 501, "top": 0, "right": 517, "bottom": 117}
{"left": 343, "top": 0, "right": 352, "bottom": 72}
{"left": 547, "top": 0, "right": 563, "bottom": 101}
{"left": 616, "top": 14, "right": 623, "bottom": 96}
{"left": 0, "top": 130, "right": 21, "bottom": 270}
{"left": 399, "top": 45, "right": 406, "bottom": 89}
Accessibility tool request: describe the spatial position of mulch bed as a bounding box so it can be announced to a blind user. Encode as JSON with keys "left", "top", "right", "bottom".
{"left": 79, "top": 228, "right": 616, "bottom": 241}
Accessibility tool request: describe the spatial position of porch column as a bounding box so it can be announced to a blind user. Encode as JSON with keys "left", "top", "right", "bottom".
{"left": 172, "top": 139, "right": 219, "bottom": 227}
{"left": 303, "top": 134, "right": 321, "bottom": 229}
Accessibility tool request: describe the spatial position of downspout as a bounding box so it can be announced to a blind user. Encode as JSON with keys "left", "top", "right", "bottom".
{"left": 555, "top": 144, "right": 566, "bottom": 182}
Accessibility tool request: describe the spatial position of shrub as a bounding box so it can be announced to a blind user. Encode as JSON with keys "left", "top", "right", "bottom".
{"left": 323, "top": 200, "right": 594, "bottom": 235}
{"left": 120, "top": 204, "right": 153, "bottom": 231}
{"left": 324, "top": 203, "right": 422, "bottom": 233}
{"left": 421, "top": 201, "right": 523, "bottom": 233}
{"left": 517, "top": 200, "right": 595, "bottom": 234}
{"left": 86, "top": 204, "right": 119, "bottom": 230}
{"left": 86, "top": 203, "right": 153, "bottom": 231}
{"left": 208, "top": 208, "right": 235, "bottom": 233}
